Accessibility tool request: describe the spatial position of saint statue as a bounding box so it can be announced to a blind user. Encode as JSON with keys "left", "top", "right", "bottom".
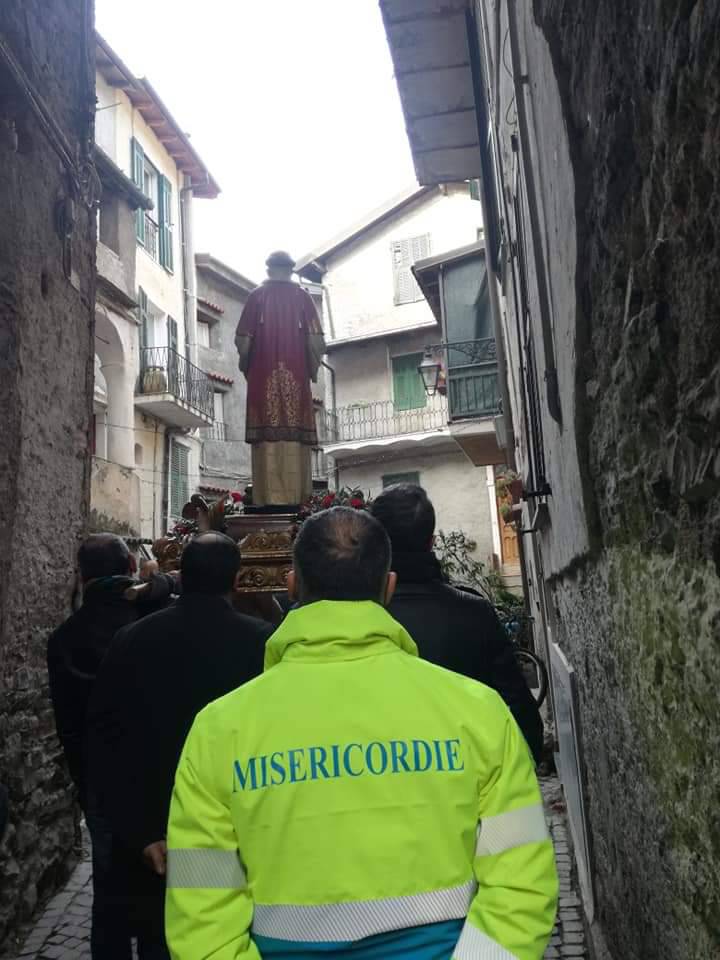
{"left": 235, "top": 251, "right": 326, "bottom": 508}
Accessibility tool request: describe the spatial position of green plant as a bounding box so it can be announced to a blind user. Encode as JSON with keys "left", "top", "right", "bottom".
{"left": 434, "top": 530, "right": 493, "bottom": 598}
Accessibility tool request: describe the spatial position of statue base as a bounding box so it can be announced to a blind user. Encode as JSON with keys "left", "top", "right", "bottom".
{"left": 225, "top": 513, "right": 298, "bottom": 593}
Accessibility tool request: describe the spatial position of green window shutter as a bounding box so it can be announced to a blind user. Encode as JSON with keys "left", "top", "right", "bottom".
{"left": 131, "top": 138, "right": 145, "bottom": 243}
{"left": 167, "top": 315, "right": 178, "bottom": 353}
{"left": 159, "top": 176, "right": 174, "bottom": 271}
{"left": 469, "top": 179, "right": 481, "bottom": 201}
{"left": 392, "top": 353, "right": 427, "bottom": 411}
{"left": 382, "top": 471, "right": 420, "bottom": 489}
{"left": 169, "top": 441, "right": 189, "bottom": 519}
{"left": 137, "top": 287, "right": 149, "bottom": 354}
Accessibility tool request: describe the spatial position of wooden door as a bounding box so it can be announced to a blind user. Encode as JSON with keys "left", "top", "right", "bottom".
{"left": 498, "top": 493, "right": 520, "bottom": 564}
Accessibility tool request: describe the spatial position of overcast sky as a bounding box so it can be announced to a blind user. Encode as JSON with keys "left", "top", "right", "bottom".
{"left": 95, "top": 0, "right": 416, "bottom": 281}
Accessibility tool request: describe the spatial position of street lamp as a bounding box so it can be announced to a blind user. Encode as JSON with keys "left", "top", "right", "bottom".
{"left": 417, "top": 348, "right": 442, "bottom": 397}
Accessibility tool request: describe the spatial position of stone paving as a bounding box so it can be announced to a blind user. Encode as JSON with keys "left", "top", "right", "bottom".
{"left": 14, "top": 776, "right": 586, "bottom": 959}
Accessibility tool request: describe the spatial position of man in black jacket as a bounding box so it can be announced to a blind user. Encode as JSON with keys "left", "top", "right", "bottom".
{"left": 371, "top": 484, "right": 544, "bottom": 764}
{"left": 88, "top": 532, "right": 273, "bottom": 959}
{"left": 47, "top": 534, "right": 177, "bottom": 960}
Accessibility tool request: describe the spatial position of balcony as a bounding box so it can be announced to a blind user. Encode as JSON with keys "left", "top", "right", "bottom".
{"left": 135, "top": 346, "right": 213, "bottom": 427}
{"left": 322, "top": 394, "right": 453, "bottom": 459}
{"left": 445, "top": 338, "right": 500, "bottom": 420}
{"left": 200, "top": 421, "right": 228, "bottom": 441}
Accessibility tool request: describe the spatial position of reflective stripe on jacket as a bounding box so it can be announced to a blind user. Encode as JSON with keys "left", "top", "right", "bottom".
{"left": 166, "top": 601, "right": 558, "bottom": 960}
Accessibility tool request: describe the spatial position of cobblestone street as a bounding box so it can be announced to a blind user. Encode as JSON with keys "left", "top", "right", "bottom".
{"left": 11, "top": 776, "right": 586, "bottom": 959}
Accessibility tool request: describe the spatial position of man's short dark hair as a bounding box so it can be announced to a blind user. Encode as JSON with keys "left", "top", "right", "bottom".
{"left": 180, "top": 532, "right": 241, "bottom": 596}
{"left": 293, "top": 507, "right": 391, "bottom": 602}
{"left": 370, "top": 484, "right": 436, "bottom": 553}
{"left": 77, "top": 534, "right": 131, "bottom": 581}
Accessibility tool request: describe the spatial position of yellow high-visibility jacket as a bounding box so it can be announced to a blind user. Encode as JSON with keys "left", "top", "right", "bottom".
{"left": 166, "top": 601, "right": 558, "bottom": 959}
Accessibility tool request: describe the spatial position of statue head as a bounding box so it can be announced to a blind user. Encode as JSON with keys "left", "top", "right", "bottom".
{"left": 266, "top": 250, "right": 295, "bottom": 282}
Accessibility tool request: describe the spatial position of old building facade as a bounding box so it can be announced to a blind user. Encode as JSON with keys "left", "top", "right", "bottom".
{"left": 0, "top": 0, "right": 96, "bottom": 943}
{"left": 94, "top": 34, "right": 219, "bottom": 540}
{"left": 298, "top": 185, "right": 510, "bottom": 568}
{"left": 382, "top": 1, "right": 720, "bottom": 958}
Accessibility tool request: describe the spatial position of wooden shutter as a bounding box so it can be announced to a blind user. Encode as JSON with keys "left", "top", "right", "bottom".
{"left": 167, "top": 315, "right": 178, "bottom": 353}
{"left": 159, "top": 176, "right": 174, "bottom": 271}
{"left": 391, "top": 234, "right": 431, "bottom": 305}
{"left": 392, "top": 353, "right": 427, "bottom": 410}
{"left": 169, "top": 441, "right": 189, "bottom": 519}
{"left": 131, "top": 138, "right": 145, "bottom": 243}
{"left": 137, "top": 287, "right": 149, "bottom": 353}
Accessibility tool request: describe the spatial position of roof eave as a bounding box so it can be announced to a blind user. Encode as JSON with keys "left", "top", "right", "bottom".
{"left": 380, "top": 0, "right": 482, "bottom": 185}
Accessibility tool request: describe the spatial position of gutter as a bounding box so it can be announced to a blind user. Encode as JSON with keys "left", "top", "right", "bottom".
{"left": 506, "top": 0, "right": 562, "bottom": 426}
{"left": 465, "top": 5, "right": 517, "bottom": 468}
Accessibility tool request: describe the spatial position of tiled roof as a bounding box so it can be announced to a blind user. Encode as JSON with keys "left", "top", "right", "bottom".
{"left": 208, "top": 371, "right": 234, "bottom": 385}
{"left": 198, "top": 296, "right": 224, "bottom": 314}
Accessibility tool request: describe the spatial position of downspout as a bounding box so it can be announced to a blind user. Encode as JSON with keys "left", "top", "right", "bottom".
{"left": 505, "top": 0, "right": 562, "bottom": 426}
{"left": 464, "top": 6, "right": 517, "bottom": 468}
{"left": 180, "top": 178, "right": 198, "bottom": 367}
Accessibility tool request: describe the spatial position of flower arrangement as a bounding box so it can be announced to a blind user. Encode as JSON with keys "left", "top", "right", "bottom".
{"left": 298, "top": 487, "right": 371, "bottom": 520}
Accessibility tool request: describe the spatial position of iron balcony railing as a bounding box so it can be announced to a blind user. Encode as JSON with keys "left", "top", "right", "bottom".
{"left": 200, "top": 421, "right": 228, "bottom": 441}
{"left": 443, "top": 338, "right": 500, "bottom": 420}
{"left": 137, "top": 346, "right": 213, "bottom": 419}
{"left": 324, "top": 393, "right": 449, "bottom": 444}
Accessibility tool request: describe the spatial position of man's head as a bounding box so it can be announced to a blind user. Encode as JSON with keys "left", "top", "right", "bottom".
{"left": 289, "top": 507, "right": 396, "bottom": 605}
{"left": 77, "top": 534, "right": 133, "bottom": 583}
{"left": 266, "top": 250, "right": 294, "bottom": 282}
{"left": 180, "top": 532, "right": 242, "bottom": 596}
{"left": 370, "top": 484, "right": 436, "bottom": 554}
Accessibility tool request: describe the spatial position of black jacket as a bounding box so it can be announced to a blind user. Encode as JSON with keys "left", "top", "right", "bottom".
{"left": 387, "top": 552, "right": 544, "bottom": 763}
{"left": 46, "top": 575, "right": 175, "bottom": 802}
{"left": 87, "top": 594, "right": 272, "bottom": 857}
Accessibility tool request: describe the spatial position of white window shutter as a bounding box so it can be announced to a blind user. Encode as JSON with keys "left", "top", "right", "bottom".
{"left": 392, "top": 234, "right": 431, "bottom": 305}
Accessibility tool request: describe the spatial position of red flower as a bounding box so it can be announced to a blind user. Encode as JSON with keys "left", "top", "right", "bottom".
{"left": 321, "top": 493, "right": 336, "bottom": 509}
{"left": 230, "top": 491, "right": 244, "bottom": 503}
{"left": 350, "top": 497, "right": 364, "bottom": 508}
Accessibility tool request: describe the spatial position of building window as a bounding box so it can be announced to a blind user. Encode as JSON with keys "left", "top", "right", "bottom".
{"left": 134, "top": 443, "right": 143, "bottom": 466}
{"left": 131, "top": 137, "right": 174, "bottom": 271}
{"left": 382, "top": 472, "right": 420, "bottom": 489}
{"left": 469, "top": 179, "right": 482, "bottom": 201}
{"left": 391, "top": 234, "right": 431, "bottom": 305}
{"left": 197, "top": 320, "right": 211, "bottom": 349}
{"left": 169, "top": 440, "right": 189, "bottom": 519}
{"left": 392, "top": 353, "right": 427, "bottom": 411}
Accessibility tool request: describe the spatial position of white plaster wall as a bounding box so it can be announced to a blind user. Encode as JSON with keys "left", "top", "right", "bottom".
{"left": 95, "top": 76, "right": 185, "bottom": 348}
{"left": 323, "top": 185, "right": 482, "bottom": 341}
{"left": 330, "top": 327, "right": 435, "bottom": 407}
{"left": 488, "top": 2, "right": 590, "bottom": 576}
{"left": 338, "top": 449, "right": 495, "bottom": 565}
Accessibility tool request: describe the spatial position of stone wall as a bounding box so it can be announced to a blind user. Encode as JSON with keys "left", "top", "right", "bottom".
{"left": 0, "top": 0, "right": 95, "bottom": 947}
{"left": 519, "top": 1, "right": 720, "bottom": 956}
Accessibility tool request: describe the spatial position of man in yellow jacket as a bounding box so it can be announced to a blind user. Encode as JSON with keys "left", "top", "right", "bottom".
{"left": 166, "top": 507, "right": 558, "bottom": 959}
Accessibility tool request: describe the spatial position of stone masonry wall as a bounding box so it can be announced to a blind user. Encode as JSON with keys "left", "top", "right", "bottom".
{"left": 531, "top": 1, "right": 720, "bottom": 956}
{"left": 0, "top": 0, "right": 96, "bottom": 948}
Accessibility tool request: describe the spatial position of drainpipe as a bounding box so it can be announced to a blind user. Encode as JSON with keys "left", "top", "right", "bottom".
{"left": 505, "top": 0, "right": 562, "bottom": 426}
{"left": 464, "top": 6, "right": 518, "bottom": 467}
{"left": 179, "top": 178, "right": 198, "bottom": 368}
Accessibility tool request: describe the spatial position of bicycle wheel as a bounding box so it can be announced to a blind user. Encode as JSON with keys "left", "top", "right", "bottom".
{"left": 515, "top": 648, "right": 548, "bottom": 708}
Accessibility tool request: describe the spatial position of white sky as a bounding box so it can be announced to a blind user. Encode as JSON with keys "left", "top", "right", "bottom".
{"left": 95, "top": 0, "right": 417, "bottom": 281}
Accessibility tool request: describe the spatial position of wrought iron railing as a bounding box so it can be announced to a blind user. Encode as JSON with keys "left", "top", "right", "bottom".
{"left": 324, "top": 393, "right": 448, "bottom": 444}
{"left": 441, "top": 338, "right": 500, "bottom": 420}
{"left": 200, "top": 421, "right": 227, "bottom": 441}
{"left": 144, "top": 214, "right": 159, "bottom": 260}
{"left": 137, "top": 346, "right": 213, "bottom": 419}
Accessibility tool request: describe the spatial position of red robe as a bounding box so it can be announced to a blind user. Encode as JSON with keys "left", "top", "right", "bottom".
{"left": 235, "top": 281, "right": 322, "bottom": 446}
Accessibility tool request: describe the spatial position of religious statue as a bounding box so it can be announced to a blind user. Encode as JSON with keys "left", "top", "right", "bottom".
{"left": 235, "top": 250, "right": 326, "bottom": 507}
